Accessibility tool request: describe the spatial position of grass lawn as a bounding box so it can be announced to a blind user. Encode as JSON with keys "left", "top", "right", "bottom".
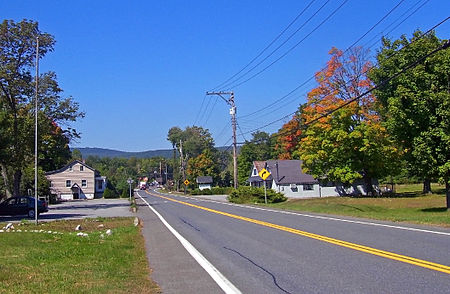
{"left": 269, "top": 183, "right": 450, "bottom": 227}
{"left": 0, "top": 217, "right": 160, "bottom": 294}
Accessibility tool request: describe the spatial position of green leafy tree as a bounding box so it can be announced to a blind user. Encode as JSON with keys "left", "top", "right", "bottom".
{"left": 237, "top": 131, "right": 273, "bottom": 185}
{"left": 369, "top": 30, "right": 449, "bottom": 204}
{"left": 0, "top": 19, "right": 84, "bottom": 197}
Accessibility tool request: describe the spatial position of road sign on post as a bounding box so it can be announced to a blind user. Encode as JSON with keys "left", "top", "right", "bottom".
{"left": 258, "top": 169, "right": 271, "bottom": 204}
{"left": 184, "top": 179, "right": 190, "bottom": 186}
{"left": 127, "top": 178, "right": 133, "bottom": 201}
{"left": 258, "top": 168, "right": 271, "bottom": 181}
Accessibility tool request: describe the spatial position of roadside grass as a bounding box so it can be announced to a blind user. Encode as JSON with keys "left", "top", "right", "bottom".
{"left": 0, "top": 217, "right": 160, "bottom": 294}
{"left": 269, "top": 183, "right": 450, "bottom": 227}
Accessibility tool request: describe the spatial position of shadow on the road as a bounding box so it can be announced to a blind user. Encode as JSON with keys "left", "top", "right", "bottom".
{"left": 0, "top": 213, "right": 87, "bottom": 222}
{"left": 224, "top": 247, "right": 292, "bottom": 294}
{"left": 50, "top": 202, "right": 129, "bottom": 210}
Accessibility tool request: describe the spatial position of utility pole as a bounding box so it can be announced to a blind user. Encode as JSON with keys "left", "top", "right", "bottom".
{"left": 206, "top": 91, "right": 238, "bottom": 189}
{"left": 179, "top": 139, "right": 188, "bottom": 194}
{"left": 34, "top": 36, "right": 39, "bottom": 225}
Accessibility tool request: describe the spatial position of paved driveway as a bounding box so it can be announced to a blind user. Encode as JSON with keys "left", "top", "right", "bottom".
{"left": 0, "top": 199, "right": 133, "bottom": 222}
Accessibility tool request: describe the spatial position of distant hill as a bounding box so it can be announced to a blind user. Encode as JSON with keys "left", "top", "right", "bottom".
{"left": 73, "top": 146, "right": 234, "bottom": 159}
{"left": 73, "top": 147, "right": 174, "bottom": 159}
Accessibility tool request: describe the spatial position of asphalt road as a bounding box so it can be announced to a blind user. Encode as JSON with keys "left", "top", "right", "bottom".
{"left": 0, "top": 198, "right": 133, "bottom": 222}
{"left": 137, "top": 189, "right": 450, "bottom": 294}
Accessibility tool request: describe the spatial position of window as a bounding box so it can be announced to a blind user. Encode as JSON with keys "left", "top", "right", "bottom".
{"left": 303, "top": 184, "right": 314, "bottom": 191}
{"left": 66, "top": 180, "right": 71, "bottom": 187}
{"left": 82, "top": 180, "right": 87, "bottom": 187}
{"left": 80, "top": 166, "right": 84, "bottom": 172}
{"left": 97, "top": 180, "right": 103, "bottom": 190}
{"left": 69, "top": 166, "right": 73, "bottom": 172}
{"left": 50, "top": 181, "right": 53, "bottom": 187}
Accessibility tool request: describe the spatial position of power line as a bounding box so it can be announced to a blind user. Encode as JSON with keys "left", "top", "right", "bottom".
{"left": 193, "top": 95, "right": 207, "bottom": 126}
{"left": 210, "top": 0, "right": 318, "bottom": 91}
{"left": 242, "top": 34, "right": 450, "bottom": 138}
{"left": 222, "top": 0, "right": 349, "bottom": 90}
{"left": 216, "top": 0, "right": 331, "bottom": 90}
{"left": 237, "top": 0, "right": 409, "bottom": 120}
{"left": 238, "top": 8, "right": 444, "bottom": 126}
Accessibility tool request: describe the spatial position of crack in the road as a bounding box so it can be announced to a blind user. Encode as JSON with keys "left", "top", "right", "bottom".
{"left": 180, "top": 217, "right": 201, "bottom": 232}
{"left": 224, "top": 247, "right": 292, "bottom": 294}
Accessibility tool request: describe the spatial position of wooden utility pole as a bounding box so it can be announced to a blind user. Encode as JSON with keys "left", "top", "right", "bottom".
{"left": 179, "top": 139, "right": 188, "bottom": 194}
{"left": 206, "top": 91, "right": 238, "bottom": 189}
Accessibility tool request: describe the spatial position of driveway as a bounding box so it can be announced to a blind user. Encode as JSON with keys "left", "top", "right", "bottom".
{"left": 0, "top": 199, "right": 133, "bottom": 222}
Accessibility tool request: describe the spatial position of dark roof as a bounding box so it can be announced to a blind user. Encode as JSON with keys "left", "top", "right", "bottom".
{"left": 248, "top": 160, "right": 318, "bottom": 185}
{"left": 45, "top": 160, "right": 97, "bottom": 175}
{"left": 196, "top": 176, "right": 213, "bottom": 184}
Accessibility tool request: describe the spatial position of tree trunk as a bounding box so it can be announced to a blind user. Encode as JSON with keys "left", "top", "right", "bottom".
{"left": 13, "top": 169, "right": 22, "bottom": 197}
{"left": 446, "top": 181, "right": 450, "bottom": 210}
{"left": 422, "top": 179, "right": 432, "bottom": 194}
{"left": 363, "top": 172, "right": 374, "bottom": 196}
{"left": 0, "top": 163, "right": 13, "bottom": 198}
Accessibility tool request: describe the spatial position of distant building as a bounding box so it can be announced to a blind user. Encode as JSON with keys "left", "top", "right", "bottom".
{"left": 249, "top": 160, "right": 376, "bottom": 198}
{"left": 45, "top": 160, "right": 107, "bottom": 200}
{"left": 196, "top": 176, "right": 213, "bottom": 190}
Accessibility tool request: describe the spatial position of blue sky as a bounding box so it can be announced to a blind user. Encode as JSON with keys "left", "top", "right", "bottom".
{"left": 2, "top": 0, "right": 449, "bottom": 151}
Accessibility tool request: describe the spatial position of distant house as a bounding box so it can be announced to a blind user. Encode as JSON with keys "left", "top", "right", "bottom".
{"left": 196, "top": 176, "right": 213, "bottom": 190}
{"left": 248, "top": 160, "right": 375, "bottom": 198}
{"left": 45, "top": 160, "right": 107, "bottom": 200}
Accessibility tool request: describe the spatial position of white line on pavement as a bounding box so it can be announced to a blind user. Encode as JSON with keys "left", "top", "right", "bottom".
{"left": 137, "top": 192, "right": 242, "bottom": 294}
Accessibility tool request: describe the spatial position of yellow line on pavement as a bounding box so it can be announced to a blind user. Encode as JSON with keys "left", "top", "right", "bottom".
{"left": 145, "top": 191, "right": 450, "bottom": 275}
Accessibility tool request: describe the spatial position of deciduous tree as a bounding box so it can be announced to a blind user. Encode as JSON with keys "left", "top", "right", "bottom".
{"left": 369, "top": 30, "right": 449, "bottom": 204}
{"left": 297, "top": 47, "right": 400, "bottom": 194}
{"left": 0, "top": 19, "right": 84, "bottom": 197}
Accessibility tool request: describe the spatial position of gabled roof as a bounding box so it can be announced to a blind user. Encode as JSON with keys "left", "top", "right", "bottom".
{"left": 248, "top": 160, "right": 318, "bottom": 185}
{"left": 45, "top": 160, "right": 97, "bottom": 175}
{"left": 196, "top": 176, "right": 213, "bottom": 184}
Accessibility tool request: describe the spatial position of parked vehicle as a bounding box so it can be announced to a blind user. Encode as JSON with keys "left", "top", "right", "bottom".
{"left": 0, "top": 196, "right": 48, "bottom": 218}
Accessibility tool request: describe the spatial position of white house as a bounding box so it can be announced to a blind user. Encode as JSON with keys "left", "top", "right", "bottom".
{"left": 248, "top": 160, "right": 376, "bottom": 198}
{"left": 196, "top": 176, "right": 213, "bottom": 190}
{"left": 45, "top": 160, "right": 107, "bottom": 200}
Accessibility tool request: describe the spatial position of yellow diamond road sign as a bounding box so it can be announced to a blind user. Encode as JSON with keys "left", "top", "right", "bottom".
{"left": 258, "top": 168, "right": 271, "bottom": 180}
{"left": 184, "top": 179, "right": 190, "bottom": 186}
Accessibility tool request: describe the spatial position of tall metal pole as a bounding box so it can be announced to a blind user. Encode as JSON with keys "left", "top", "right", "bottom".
{"left": 34, "top": 36, "right": 39, "bottom": 225}
{"left": 206, "top": 91, "right": 238, "bottom": 189}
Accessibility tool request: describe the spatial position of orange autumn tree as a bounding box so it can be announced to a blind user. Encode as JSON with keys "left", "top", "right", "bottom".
{"left": 274, "top": 104, "right": 306, "bottom": 159}
{"left": 295, "top": 47, "right": 400, "bottom": 194}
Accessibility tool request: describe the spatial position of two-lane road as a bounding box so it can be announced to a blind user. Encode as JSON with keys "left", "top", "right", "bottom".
{"left": 137, "top": 189, "right": 450, "bottom": 293}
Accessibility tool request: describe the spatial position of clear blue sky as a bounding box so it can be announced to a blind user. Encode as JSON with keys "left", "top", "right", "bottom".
{"left": 2, "top": 0, "right": 449, "bottom": 151}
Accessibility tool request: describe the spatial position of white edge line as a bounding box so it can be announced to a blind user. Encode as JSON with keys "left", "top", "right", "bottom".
{"left": 155, "top": 190, "right": 450, "bottom": 237}
{"left": 137, "top": 192, "right": 242, "bottom": 294}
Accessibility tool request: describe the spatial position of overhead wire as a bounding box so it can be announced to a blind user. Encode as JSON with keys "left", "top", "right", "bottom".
{"left": 222, "top": 0, "right": 350, "bottom": 90}
{"left": 237, "top": 0, "right": 431, "bottom": 122}
{"left": 210, "top": 0, "right": 318, "bottom": 91}
{"left": 240, "top": 26, "right": 450, "bottom": 138}
{"left": 217, "top": 0, "right": 333, "bottom": 90}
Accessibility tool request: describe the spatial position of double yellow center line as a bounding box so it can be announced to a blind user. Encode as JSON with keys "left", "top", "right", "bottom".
{"left": 146, "top": 191, "right": 450, "bottom": 275}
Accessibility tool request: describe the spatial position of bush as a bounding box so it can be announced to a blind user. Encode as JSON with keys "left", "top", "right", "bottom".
{"left": 191, "top": 188, "right": 212, "bottom": 195}
{"left": 211, "top": 187, "right": 233, "bottom": 195}
{"left": 227, "top": 186, "right": 287, "bottom": 204}
{"left": 103, "top": 187, "right": 119, "bottom": 199}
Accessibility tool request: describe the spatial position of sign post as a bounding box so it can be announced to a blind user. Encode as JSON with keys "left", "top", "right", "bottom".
{"left": 183, "top": 179, "right": 190, "bottom": 195}
{"left": 127, "top": 178, "right": 133, "bottom": 201}
{"left": 258, "top": 168, "right": 271, "bottom": 204}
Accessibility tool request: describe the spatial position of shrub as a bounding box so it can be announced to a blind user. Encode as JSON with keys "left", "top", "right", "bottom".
{"left": 228, "top": 186, "right": 287, "bottom": 204}
{"left": 103, "top": 187, "right": 119, "bottom": 199}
